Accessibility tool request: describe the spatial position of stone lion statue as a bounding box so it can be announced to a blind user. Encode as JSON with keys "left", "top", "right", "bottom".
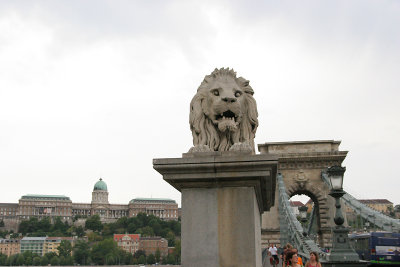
{"left": 189, "top": 68, "right": 258, "bottom": 153}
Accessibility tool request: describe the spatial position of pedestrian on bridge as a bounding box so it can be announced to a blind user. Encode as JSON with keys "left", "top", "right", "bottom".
{"left": 286, "top": 250, "right": 301, "bottom": 267}
{"left": 292, "top": 248, "right": 303, "bottom": 266}
{"left": 304, "top": 252, "right": 321, "bottom": 267}
{"left": 282, "top": 243, "right": 293, "bottom": 267}
{"left": 269, "top": 243, "right": 279, "bottom": 264}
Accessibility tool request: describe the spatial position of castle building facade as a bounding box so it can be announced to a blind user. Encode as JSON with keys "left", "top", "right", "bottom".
{"left": 129, "top": 198, "right": 179, "bottom": 220}
{"left": 18, "top": 195, "right": 72, "bottom": 220}
{"left": 0, "top": 203, "right": 18, "bottom": 218}
{"left": 0, "top": 179, "right": 178, "bottom": 230}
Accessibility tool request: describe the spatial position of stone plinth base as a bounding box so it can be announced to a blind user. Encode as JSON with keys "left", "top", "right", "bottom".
{"left": 153, "top": 152, "right": 278, "bottom": 267}
{"left": 182, "top": 187, "right": 261, "bottom": 267}
{"left": 328, "top": 227, "right": 360, "bottom": 262}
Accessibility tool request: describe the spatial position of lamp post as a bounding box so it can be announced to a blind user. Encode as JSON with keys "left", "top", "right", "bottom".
{"left": 326, "top": 166, "right": 364, "bottom": 265}
{"left": 298, "top": 205, "right": 308, "bottom": 236}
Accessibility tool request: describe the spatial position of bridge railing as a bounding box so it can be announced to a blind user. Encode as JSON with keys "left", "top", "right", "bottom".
{"left": 278, "top": 173, "right": 325, "bottom": 261}
{"left": 261, "top": 248, "right": 269, "bottom": 266}
{"left": 321, "top": 171, "right": 400, "bottom": 233}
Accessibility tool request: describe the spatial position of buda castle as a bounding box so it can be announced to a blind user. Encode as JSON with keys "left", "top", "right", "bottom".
{"left": 0, "top": 178, "right": 178, "bottom": 231}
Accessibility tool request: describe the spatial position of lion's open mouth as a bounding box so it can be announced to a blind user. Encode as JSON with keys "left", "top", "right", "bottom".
{"left": 215, "top": 110, "right": 237, "bottom": 121}
{"left": 214, "top": 110, "right": 238, "bottom": 132}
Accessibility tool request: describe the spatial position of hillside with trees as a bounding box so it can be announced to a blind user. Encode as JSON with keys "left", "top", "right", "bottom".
{"left": 0, "top": 213, "right": 181, "bottom": 265}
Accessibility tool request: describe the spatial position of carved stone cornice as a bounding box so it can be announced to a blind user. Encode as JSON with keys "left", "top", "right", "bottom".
{"left": 275, "top": 151, "right": 347, "bottom": 170}
{"left": 153, "top": 152, "right": 278, "bottom": 212}
{"left": 276, "top": 151, "right": 347, "bottom": 160}
{"left": 278, "top": 160, "right": 343, "bottom": 170}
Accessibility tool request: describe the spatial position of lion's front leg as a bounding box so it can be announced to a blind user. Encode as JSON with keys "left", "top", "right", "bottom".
{"left": 229, "top": 141, "right": 252, "bottom": 153}
{"left": 188, "top": 145, "right": 213, "bottom": 153}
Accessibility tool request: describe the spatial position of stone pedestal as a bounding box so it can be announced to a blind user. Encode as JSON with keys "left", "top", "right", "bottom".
{"left": 327, "top": 226, "right": 361, "bottom": 262}
{"left": 323, "top": 227, "right": 367, "bottom": 267}
{"left": 153, "top": 152, "right": 278, "bottom": 267}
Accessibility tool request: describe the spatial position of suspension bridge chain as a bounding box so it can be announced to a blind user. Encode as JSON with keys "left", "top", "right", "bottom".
{"left": 278, "top": 173, "right": 325, "bottom": 260}
{"left": 321, "top": 171, "right": 400, "bottom": 233}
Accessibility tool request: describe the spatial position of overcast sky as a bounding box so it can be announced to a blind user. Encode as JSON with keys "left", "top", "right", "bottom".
{"left": 1, "top": 0, "right": 399, "bottom": 207}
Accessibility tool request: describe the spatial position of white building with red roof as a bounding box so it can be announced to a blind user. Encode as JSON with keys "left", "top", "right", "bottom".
{"left": 114, "top": 234, "right": 140, "bottom": 254}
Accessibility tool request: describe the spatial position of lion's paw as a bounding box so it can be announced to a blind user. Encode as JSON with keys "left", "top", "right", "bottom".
{"left": 188, "top": 145, "right": 213, "bottom": 153}
{"left": 229, "top": 142, "right": 252, "bottom": 152}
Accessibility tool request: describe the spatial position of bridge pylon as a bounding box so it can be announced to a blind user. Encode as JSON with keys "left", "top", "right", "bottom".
{"left": 258, "top": 140, "right": 348, "bottom": 249}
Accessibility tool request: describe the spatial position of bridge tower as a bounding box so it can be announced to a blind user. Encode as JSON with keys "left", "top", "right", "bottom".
{"left": 259, "top": 140, "right": 348, "bottom": 248}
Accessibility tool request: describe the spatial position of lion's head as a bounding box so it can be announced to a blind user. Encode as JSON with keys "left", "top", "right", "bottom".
{"left": 189, "top": 68, "right": 258, "bottom": 153}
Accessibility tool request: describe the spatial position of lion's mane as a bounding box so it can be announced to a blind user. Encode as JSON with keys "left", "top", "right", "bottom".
{"left": 189, "top": 68, "right": 258, "bottom": 152}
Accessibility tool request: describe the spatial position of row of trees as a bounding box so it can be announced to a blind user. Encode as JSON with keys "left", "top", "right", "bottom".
{"left": 0, "top": 252, "right": 73, "bottom": 266}
{"left": 17, "top": 216, "right": 85, "bottom": 237}
{"left": 14, "top": 213, "right": 180, "bottom": 244}
{"left": 0, "top": 213, "right": 181, "bottom": 265}
{"left": 0, "top": 219, "right": 15, "bottom": 238}
{"left": 0, "top": 238, "right": 181, "bottom": 266}
{"left": 85, "top": 213, "right": 181, "bottom": 246}
{"left": 82, "top": 238, "right": 180, "bottom": 265}
{"left": 0, "top": 241, "right": 74, "bottom": 266}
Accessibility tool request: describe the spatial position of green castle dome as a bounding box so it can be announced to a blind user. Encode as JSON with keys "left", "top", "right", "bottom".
{"left": 93, "top": 178, "right": 108, "bottom": 191}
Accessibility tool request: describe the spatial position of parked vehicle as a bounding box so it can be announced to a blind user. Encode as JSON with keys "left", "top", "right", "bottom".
{"left": 349, "top": 231, "right": 400, "bottom": 265}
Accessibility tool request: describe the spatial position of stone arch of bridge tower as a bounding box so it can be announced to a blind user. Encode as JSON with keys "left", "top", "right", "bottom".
{"left": 286, "top": 181, "right": 330, "bottom": 247}
{"left": 258, "top": 140, "right": 347, "bottom": 249}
